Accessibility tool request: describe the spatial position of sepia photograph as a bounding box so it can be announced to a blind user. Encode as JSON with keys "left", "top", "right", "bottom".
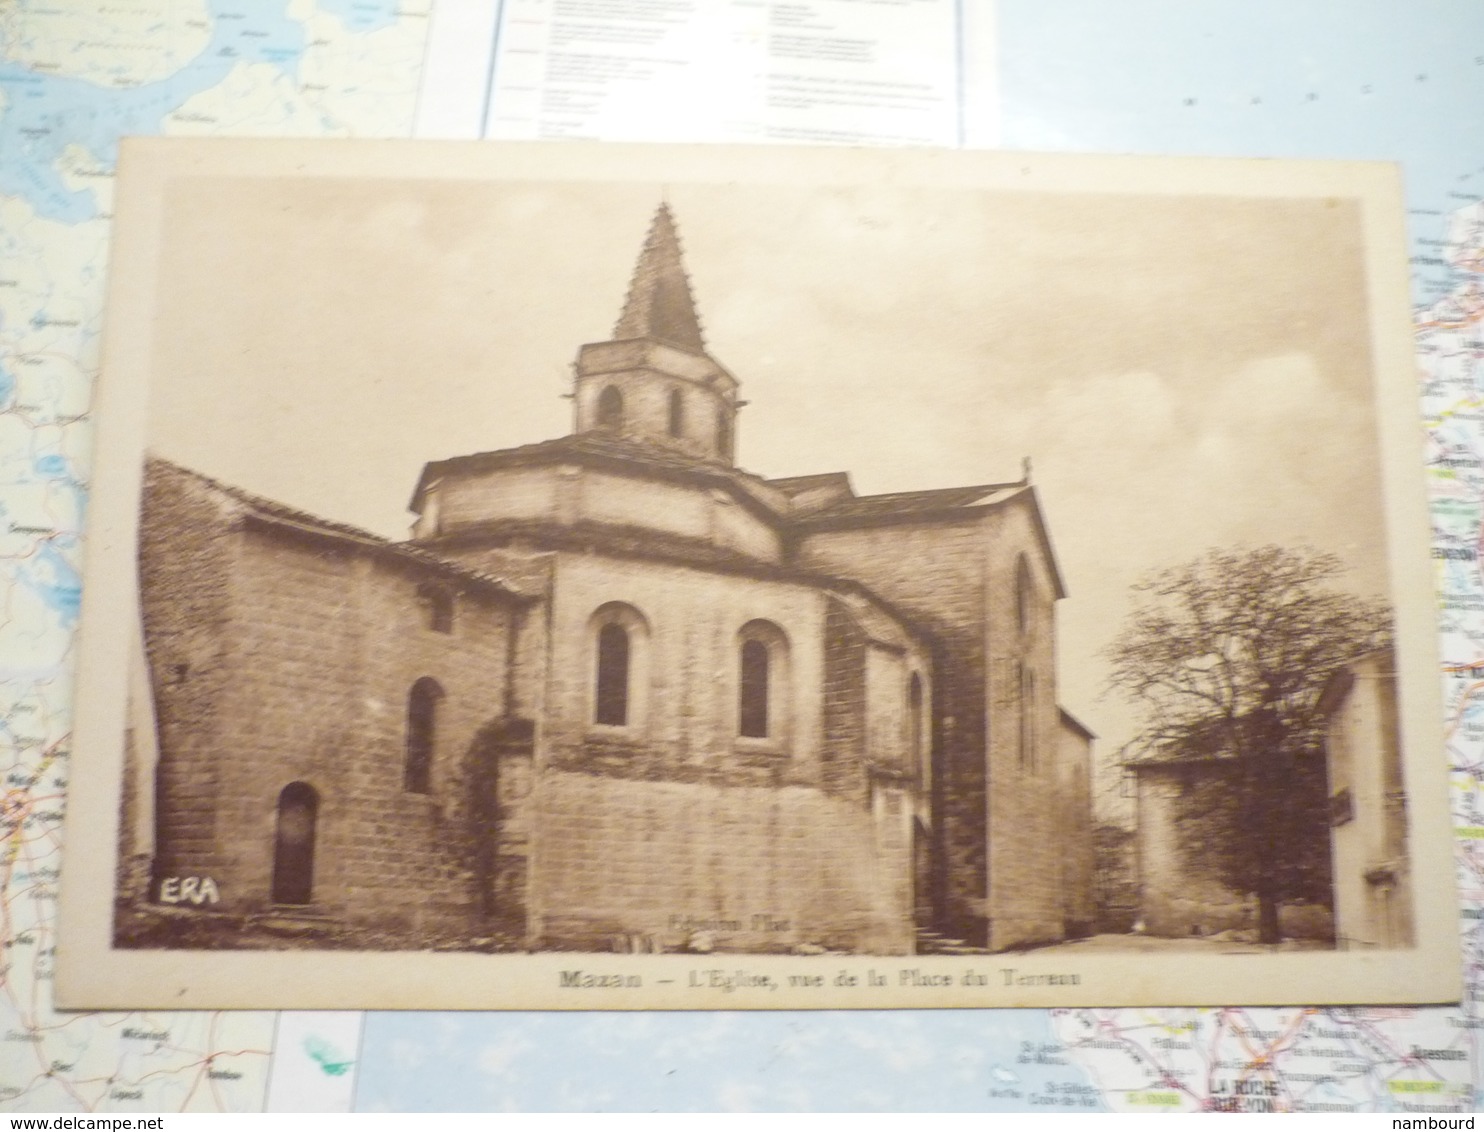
{"left": 57, "top": 139, "right": 1457, "bottom": 1010}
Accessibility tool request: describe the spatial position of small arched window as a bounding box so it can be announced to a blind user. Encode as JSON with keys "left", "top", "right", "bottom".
{"left": 418, "top": 583, "right": 454, "bottom": 633}
{"left": 717, "top": 408, "right": 734, "bottom": 460}
{"left": 596, "top": 385, "right": 624, "bottom": 430}
{"left": 737, "top": 620, "right": 789, "bottom": 743}
{"left": 405, "top": 677, "right": 443, "bottom": 793}
{"left": 668, "top": 388, "right": 685, "bottom": 438}
{"left": 590, "top": 603, "right": 649, "bottom": 730}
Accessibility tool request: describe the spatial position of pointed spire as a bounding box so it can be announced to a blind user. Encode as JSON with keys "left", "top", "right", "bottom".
{"left": 613, "top": 203, "right": 706, "bottom": 353}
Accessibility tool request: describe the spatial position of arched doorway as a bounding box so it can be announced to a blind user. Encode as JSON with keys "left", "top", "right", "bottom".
{"left": 272, "top": 782, "right": 319, "bottom": 905}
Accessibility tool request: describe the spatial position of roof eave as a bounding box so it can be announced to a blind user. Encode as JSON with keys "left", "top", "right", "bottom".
{"left": 414, "top": 444, "right": 785, "bottom": 528}
{"left": 792, "top": 502, "right": 998, "bottom": 533}
{"left": 239, "top": 510, "right": 531, "bottom": 603}
{"left": 1058, "top": 707, "right": 1096, "bottom": 741}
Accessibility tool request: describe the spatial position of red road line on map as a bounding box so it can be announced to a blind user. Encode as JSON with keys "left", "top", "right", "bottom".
{"left": 207, "top": 1015, "right": 225, "bottom": 1111}
{"left": 1229, "top": 1009, "right": 1308, "bottom": 1083}
{"left": 1444, "top": 680, "right": 1484, "bottom": 742}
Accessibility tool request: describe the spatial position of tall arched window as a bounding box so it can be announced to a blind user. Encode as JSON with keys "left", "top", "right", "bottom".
{"left": 405, "top": 677, "right": 443, "bottom": 793}
{"left": 737, "top": 620, "right": 789, "bottom": 743}
{"left": 739, "top": 639, "right": 770, "bottom": 737}
{"left": 1018, "top": 664, "right": 1036, "bottom": 772}
{"left": 596, "top": 385, "right": 624, "bottom": 430}
{"left": 590, "top": 603, "right": 649, "bottom": 730}
{"left": 1016, "top": 554, "right": 1034, "bottom": 636}
{"left": 595, "top": 622, "right": 630, "bottom": 725}
{"left": 668, "top": 388, "right": 685, "bottom": 438}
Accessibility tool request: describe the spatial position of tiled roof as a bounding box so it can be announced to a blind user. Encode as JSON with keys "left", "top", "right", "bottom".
{"left": 765, "top": 472, "right": 853, "bottom": 496}
{"left": 803, "top": 483, "right": 1020, "bottom": 522}
{"left": 148, "top": 457, "right": 528, "bottom": 600}
{"left": 791, "top": 478, "right": 1067, "bottom": 599}
{"left": 414, "top": 432, "right": 785, "bottom": 515}
{"left": 416, "top": 434, "right": 1067, "bottom": 597}
{"left": 429, "top": 431, "right": 726, "bottom": 477}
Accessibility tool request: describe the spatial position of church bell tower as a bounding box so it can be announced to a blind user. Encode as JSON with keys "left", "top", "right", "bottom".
{"left": 572, "top": 204, "right": 741, "bottom": 464}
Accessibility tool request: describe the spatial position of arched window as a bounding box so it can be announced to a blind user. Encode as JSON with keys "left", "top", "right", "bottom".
{"left": 737, "top": 620, "right": 789, "bottom": 743}
{"left": 596, "top": 385, "right": 624, "bottom": 430}
{"left": 1016, "top": 554, "right": 1034, "bottom": 636}
{"left": 739, "top": 639, "right": 770, "bottom": 737}
{"left": 908, "top": 672, "right": 925, "bottom": 779}
{"left": 595, "top": 622, "right": 630, "bottom": 725}
{"left": 668, "top": 388, "right": 685, "bottom": 438}
{"left": 272, "top": 782, "right": 318, "bottom": 905}
{"left": 590, "top": 603, "right": 649, "bottom": 730}
{"left": 405, "top": 677, "right": 443, "bottom": 793}
{"left": 717, "top": 408, "right": 733, "bottom": 460}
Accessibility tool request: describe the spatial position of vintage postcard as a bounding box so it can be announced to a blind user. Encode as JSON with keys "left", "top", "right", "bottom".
{"left": 57, "top": 139, "right": 1458, "bottom": 1009}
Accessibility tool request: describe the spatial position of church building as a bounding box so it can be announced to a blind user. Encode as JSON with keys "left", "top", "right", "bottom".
{"left": 128, "top": 204, "right": 1094, "bottom": 955}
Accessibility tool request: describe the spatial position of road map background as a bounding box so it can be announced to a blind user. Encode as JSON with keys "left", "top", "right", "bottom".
{"left": 1, "top": 0, "right": 1482, "bottom": 1112}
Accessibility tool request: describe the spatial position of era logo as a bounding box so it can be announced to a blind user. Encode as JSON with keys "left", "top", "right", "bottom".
{"left": 158, "top": 876, "right": 220, "bottom": 905}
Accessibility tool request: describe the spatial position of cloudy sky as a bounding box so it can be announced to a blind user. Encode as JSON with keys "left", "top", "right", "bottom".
{"left": 142, "top": 151, "right": 1410, "bottom": 812}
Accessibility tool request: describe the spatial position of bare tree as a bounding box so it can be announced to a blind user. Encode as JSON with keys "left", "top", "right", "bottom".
{"left": 1107, "top": 545, "right": 1391, "bottom": 944}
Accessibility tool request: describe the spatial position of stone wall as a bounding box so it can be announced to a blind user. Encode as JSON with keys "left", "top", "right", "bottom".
{"left": 573, "top": 337, "right": 735, "bottom": 461}
{"left": 797, "top": 516, "right": 990, "bottom": 942}
{"left": 1326, "top": 651, "right": 1412, "bottom": 949}
{"left": 139, "top": 462, "right": 239, "bottom": 889}
{"left": 542, "top": 553, "right": 831, "bottom": 776}
{"left": 1135, "top": 759, "right": 1337, "bottom": 942}
{"left": 1134, "top": 763, "right": 1255, "bottom": 937}
{"left": 796, "top": 495, "right": 1079, "bottom": 950}
{"left": 140, "top": 463, "right": 527, "bottom": 937}
{"left": 520, "top": 550, "right": 926, "bottom": 953}
{"left": 530, "top": 771, "right": 911, "bottom": 953}
{"left": 434, "top": 463, "right": 783, "bottom": 564}
{"left": 821, "top": 597, "right": 869, "bottom": 805}
{"left": 1057, "top": 715, "right": 1095, "bottom": 937}
{"left": 979, "top": 499, "right": 1067, "bottom": 950}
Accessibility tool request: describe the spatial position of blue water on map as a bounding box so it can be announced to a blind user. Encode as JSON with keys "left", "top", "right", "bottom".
{"left": 355, "top": 1008, "right": 1107, "bottom": 1111}
{"left": 318, "top": 0, "right": 399, "bottom": 33}
{"left": 33, "top": 454, "right": 68, "bottom": 478}
{"left": 205, "top": 0, "right": 306, "bottom": 71}
{"left": 27, "top": 544, "right": 82, "bottom": 627}
{"left": 0, "top": 0, "right": 306, "bottom": 223}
